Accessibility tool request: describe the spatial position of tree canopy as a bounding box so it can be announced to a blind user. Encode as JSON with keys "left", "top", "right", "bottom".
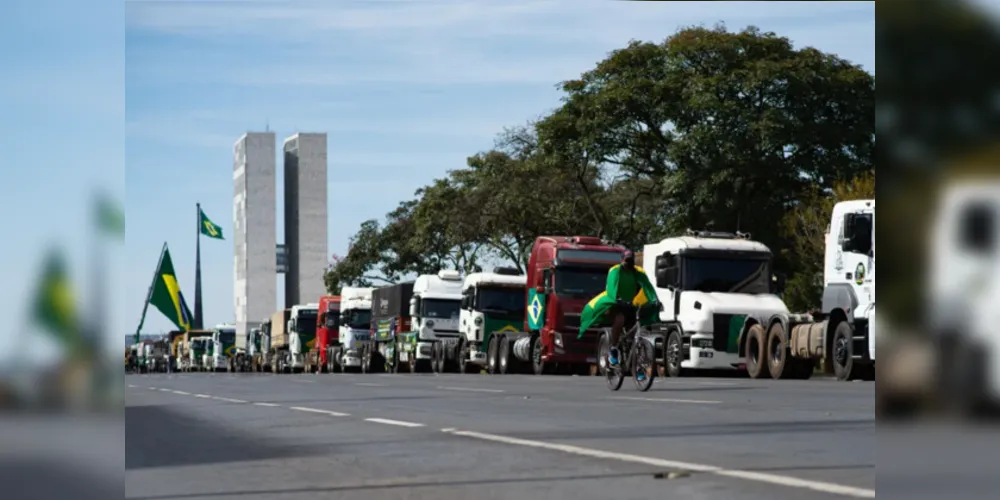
{"left": 325, "top": 24, "right": 875, "bottom": 311}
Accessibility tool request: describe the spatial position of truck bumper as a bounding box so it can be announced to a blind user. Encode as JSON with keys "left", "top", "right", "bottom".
{"left": 682, "top": 349, "right": 741, "bottom": 370}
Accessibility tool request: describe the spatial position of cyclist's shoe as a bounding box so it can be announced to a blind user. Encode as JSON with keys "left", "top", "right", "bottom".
{"left": 608, "top": 348, "right": 620, "bottom": 367}
{"left": 635, "top": 367, "right": 647, "bottom": 381}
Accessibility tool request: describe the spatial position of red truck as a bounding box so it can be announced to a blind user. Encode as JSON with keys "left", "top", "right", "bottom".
{"left": 486, "top": 235, "right": 624, "bottom": 375}
{"left": 315, "top": 295, "right": 341, "bottom": 373}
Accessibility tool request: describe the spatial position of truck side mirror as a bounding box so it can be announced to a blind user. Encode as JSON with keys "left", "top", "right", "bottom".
{"left": 772, "top": 273, "right": 786, "bottom": 295}
{"left": 286, "top": 319, "right": 294, "bottom": 332}
{"left": 409, "top": 297, "right": 418, "bottom": 317}
{"left": 656, "top": 268, "right": 677, "bottom": 289}
{"left": 535, "top": 285, "right": 545, "bottom": 294}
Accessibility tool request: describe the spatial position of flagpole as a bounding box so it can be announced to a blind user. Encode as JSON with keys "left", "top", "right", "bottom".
{"left": 135, "top": 242, "right": 167, "bottom": 343}
{"left": 194, "top": 202, "right": 204, "bottom": 330}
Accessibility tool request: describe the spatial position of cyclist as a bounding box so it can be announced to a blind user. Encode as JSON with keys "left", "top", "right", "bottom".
{"left": 578, "top": 249, "right": 660, "bottom": 370}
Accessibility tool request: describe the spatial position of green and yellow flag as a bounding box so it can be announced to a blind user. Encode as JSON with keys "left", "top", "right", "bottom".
{"left": 577, "top": 264, "right": 660, "bottom": 338}
{"left": 146, "top": 246, "right": 193, "bottom": 331}
{"left": 95, "top": 193, "right": 125, "bottom": 239}
{"left": 199, "top": 209, "right": 224, "bottom": 240}
{"left": 31, "top": 248, "right": 82, "bottom": 348}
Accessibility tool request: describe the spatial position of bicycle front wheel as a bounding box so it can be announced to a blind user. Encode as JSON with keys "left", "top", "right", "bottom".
{"left": 633, "top": 340, "right": 656, "bottom": 392}
{"left": 603, "top": 342, "right": 624, "bottom": 391}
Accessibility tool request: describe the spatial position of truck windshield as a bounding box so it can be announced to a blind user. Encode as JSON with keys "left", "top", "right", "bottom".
{"left": 554, "top": 268, "right": 607, "bottom": 298}
{"left": 297, "top": 312, "right": 318, "bottom": 335}
{"left": 219, "top": 331, "right": 235, "bottom": 344}
{"left": 477, "top": 287, "right": 526, "bottom": 315}
{"left": 683, "top": 257, "right": 771, "bottom": 294}
{"left": 344, "top": 310, "right": 371, "bottom": 329}
{"left": 422, "top": 299, "right": 460, "bottom": 319}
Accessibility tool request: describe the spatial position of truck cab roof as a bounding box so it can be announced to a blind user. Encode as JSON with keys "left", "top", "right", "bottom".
{"left": 647, "top": 233, "right": 772, "bottom": 256}
{"left": 414, "top": 269, "right": 463, "bottom": 299}
{"left": 462, "top": 272, "right": 526, "bottom": 292}
{"left": 290, "top": 303, "right": 319, "bottom": 315}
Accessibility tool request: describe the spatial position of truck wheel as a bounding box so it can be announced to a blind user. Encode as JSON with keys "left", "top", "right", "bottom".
{"left": 458, "top": 341, "right": 472, "bottom": 374}
{"left": 766, "top": 322, "right": 791, "bottom": 380}
{"left": 744, "top": 324, "right": 771, "bottom": 379}
{"left": 663, "top": 330, "right": 685, "bottom": 378}
{"left": 486, "top": 336, "right": 499, "bottom": 375}
{"left": 530, "top": 334, "right": 545, "bottom": 376}
{"left": 831, "top": 321, "right": 854, "bottom": 381}
{"left": 433, "top": 343, "right": 445, "bottom": 374}
{"left": 499, "top": 336, "right": 512, "bottom": 375}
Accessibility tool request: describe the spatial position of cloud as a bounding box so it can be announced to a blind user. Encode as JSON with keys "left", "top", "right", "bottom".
{"left": 126, "top": 1, "right": 874, "bottom": 87}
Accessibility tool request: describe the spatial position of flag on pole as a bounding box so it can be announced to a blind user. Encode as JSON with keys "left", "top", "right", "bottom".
{"left": 199, "top": 209, "right": 224, "bottom": 240}
{"left": 146, "top": 245, "right": 193, "bottom": 331}
{"left": 31, "top": 248, "right": 83, "bottom": 349}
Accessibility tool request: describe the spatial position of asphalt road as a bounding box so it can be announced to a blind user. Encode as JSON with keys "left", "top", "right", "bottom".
{"left": 126, "top": 371, "right": 874, "bottom": 500}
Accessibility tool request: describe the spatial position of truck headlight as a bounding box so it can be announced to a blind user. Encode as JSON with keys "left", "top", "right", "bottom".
{"left": 425, "top": 320, "right": 435, "bottom": 328}
{"left": 554, "top": 333, "right": 563, "bottom": 347}
{"left": 474, "top": 317, "right": 483, "bottom": 326}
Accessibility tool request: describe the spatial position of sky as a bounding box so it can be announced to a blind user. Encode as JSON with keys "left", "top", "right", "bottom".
{"left": 1, "top": 0, "right": 877, "bottom": 351}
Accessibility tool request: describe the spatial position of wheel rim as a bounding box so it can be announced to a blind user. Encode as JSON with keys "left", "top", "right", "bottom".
{"left": 668, "top": 338, "right": 681, "bottom": 369}
{"left": 749, "top": 336, "right": 761, "bottom": 366}
{"left": 770, "top": 336, "right": 782, "bottom": 366}
{"left": 532, "top": 340, "right": 542, "bottom": 368}
{"left": 835, "top": 336, "right": 849, "bottom": 366}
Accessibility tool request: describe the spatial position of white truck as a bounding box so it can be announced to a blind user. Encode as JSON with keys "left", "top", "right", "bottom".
{"left": 188, "top": 336, "right": 211, "bottom": 372}
{"left": 331, "top": 287, "right": 374, "bottom": 373}
{"left": 286, "top": 303, "right": 319, "bottom": 373}
{"left": 642, "top": 230, "right": 802, "bottom": 378}
{"left": 457, "top": 269, "right": 526, "bottom": 374}
{"left": 879, "top": 181, "right": 999, "bottom": 416}
{"left": 208, "top": 323, "right": 237, "bottom": 372}
{"left": 408, "top": 270, "right": 464, "bottom": 373}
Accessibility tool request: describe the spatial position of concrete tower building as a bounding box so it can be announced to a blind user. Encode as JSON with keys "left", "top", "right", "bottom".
{"left": 283, "top": 133, "right": 328, "bottom": 307}
{"left": 233, "top": 132, "right": 277, "bottom": 339}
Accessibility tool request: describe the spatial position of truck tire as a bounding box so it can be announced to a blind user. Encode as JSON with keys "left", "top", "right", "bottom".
{"left": 831, "top": 321, "right": 854, "bottom": 381}
{"left": 429, "top": 343, "right": 441, "bottom": 374}
{"left": 499, "top": 336, "right": 513, "bottom": 375}
{"left": 530, "top": 334, "right": 546, "bottom": 376}
{"left": 766, "top": 322, "right": 791, "bottom": 380}
{"left": 663, "top": 330, "right": 685, "bottom": 378}
{"left": 486, "top": 336, "right": 499, "bottom": 375}
{"left": 744, "top": 324, "right": 771, "bottom": 379}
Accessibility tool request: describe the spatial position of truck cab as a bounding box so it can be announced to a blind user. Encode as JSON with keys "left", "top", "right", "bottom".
{"left": 286, "top": 303, "right": 319, "bottom": 371}
{"left": 337, "top": 287, "right": 373, "bottom": 371}
{"left": 189, "top": 336, "right": 210, "bottom": 371}
{"left": 411, "top": 270, "right": 463, "bottom": 369}
{"left": 644, "top": 231, "right": 790, "bottom": 375}
{"left": 209, "top": 324, "right": 237, "bottom": 372}
{"left": 459, "top": 269, "right": 526, "bottom": 371}
{"left": 316, "top": 295, "right": 341, "bottom": 370}
{"left": 525, "top": 236, "right": 625, "bottom": 375}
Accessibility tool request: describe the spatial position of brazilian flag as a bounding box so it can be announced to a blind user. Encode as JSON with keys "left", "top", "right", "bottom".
{"left": 31, "top": 248, "right": 82, "bottom": 350}
{"left": 199, "top": 209, "right": 224, "bottom": 240}
{"left": 577, "top": 264, "right": 659, "bottom": 338}
{"left": 147, "top": 246, "right": 193, "bottom": 331}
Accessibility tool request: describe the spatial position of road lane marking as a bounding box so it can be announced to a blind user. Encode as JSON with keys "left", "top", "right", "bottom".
{"left": 215, "top": 397, "right": 247, "bottom": 403}
{"left": 172, "top": 390, "right": 190, "bottom": 395}
{"left": 253, "top": 402, "right": 280, "bottom": 407}
{"left": 194, "top": 394, "right": 212, "bottom": 398}
{"left": 440, "top": 429, "right": 873, "bottom": 498}
{"left": 365, "top": 418, "right": 424, "bottom": 428}
{"left": 158, "top": 388, "right": 172, "bottom": 392}
{"left": 355, "top": 383, "right": 385, "bottom": 387}
{"left": 147, "top": 387, "right": 158, "bottom": 390}
{"left": 290, "top": 406, "right": 350, "bottom": 417}
{"left": 127, "top": 385, "right": 136, "bottom": 388}
{"left": 437, "top": 386, "right": 505, "bottom": 393}
{"left": 610, "top": 396, "right": 721, "bottom": 405}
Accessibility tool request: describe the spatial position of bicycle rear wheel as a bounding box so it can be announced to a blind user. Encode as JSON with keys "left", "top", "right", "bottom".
{"left": 604, "top": 341, "right": 625, "bottom": 391}
{"left": 633, "top": 339, "right": 656, "bottom": 392}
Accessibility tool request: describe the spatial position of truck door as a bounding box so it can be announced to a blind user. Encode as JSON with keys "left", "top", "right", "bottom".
{"left": 837, "top": 209, "right": 874, "bottom": 320}
{"left": 654, "top": 252, "right": 680, "bottom": 321}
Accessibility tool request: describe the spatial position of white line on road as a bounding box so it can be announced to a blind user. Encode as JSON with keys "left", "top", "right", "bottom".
{"left": 610, "top": 396, "right": 721, "bottom": 405}
{"left": 364, "top": 418, "right": 425, "bottom": 428}
{"left": 253, "top": 402, "right": 280, "bottom": 407}
{"left": 172, "top": 390, "right": 190, "bottom": 395}
{"left": 147, "top": 387, "right": 158, "bottom": 390}
{"left": 158, "top": 388, "right": 172, "bottom": 392}
{"left": 355, "top": 383, "right": 385, "bottom": 387}
{"left": 290, "top": 406, "right": 350, "bottom": 417}
{"left": 437, "top": 386, "right": 506, "bottom": 393}
{"left": 127, "top": 385, "right": 136, "bottom": 388}
{"left": 214, "top": 397, "right": 248, "bottom": 403}
{"left": 194, "top": 394, "right": 212, "bottom": 398}
{"left": 440, "top": 429, "right": 873, "bottom": 498}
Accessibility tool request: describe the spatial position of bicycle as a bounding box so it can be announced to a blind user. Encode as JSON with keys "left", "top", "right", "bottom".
{"left": 599, "top": 301, "right": 659, "bottom": 392}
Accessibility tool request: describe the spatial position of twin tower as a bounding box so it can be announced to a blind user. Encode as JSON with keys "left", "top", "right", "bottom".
{"left": 233, "top": 131, "right": 328, "bottom": 339}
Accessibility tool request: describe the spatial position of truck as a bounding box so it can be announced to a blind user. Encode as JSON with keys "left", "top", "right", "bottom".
{"left": 287, "top": 303, "right": 320, "bottom": 373}
{"left": 314, "top": 295, "right": 341, "bottom": 373}
{"left": 639, "top": 230, "right": 804, "bottom": 378}
{"left": 246, "top": 326, "right": 264, "bottom": 371}
{"left": 329, "top": 287, "right": 374, "bottom": 373}
{"left": 487, "top": 236, "right": 625, "bottom": 375}
{"left": 408, "top": 270, "right": 464, "bottom": 373}
{"left": 205, "top": 324, "right": 237, "bottom": 372}
{"left": 759, "top": 199, "right": 876, "bottom": 382}
{"left": 458, "top": 268, "right": 527, "bottom": 374}
{"left": 362, "top": 282, "right": 415, "bottom": 373}
{"left": 185, "top": 335, "right": 212, "bottom": 372}
{"left": 267, "top": 309, "right": 292, "bottom": 373}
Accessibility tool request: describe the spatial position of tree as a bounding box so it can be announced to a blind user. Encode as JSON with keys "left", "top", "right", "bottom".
{"left": 544, "top": 24, "right": 875, "bottom": 270}
{"left": 323, "top": 219, "right": 398, "bottom": 293}
{"left": 780, "top": 170, "right": 876, "bottom": 311}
